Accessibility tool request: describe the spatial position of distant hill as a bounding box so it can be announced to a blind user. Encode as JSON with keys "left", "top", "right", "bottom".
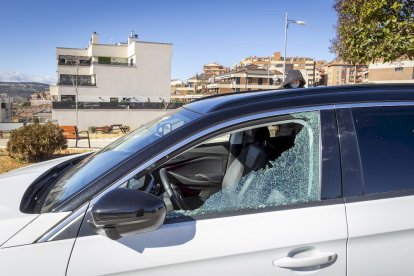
{"left": 0, "top": 82, "right": 49, "bottom": 100}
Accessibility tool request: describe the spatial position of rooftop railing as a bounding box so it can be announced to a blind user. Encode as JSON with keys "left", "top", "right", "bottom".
{"left": 53, "top": 101, "right": 184, "bottom": 110}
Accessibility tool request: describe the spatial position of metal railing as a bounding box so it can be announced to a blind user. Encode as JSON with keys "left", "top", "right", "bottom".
{"left": 57, "top": 82, "right": 96, "bottom": 86}
{"left": 58, "top": 62, "right": 91, "bottom": 66}
{"left": 94, "top": 61, "right": 131, "bottom": 66}
{"left": 52, "top": 101, "right": 184, "bottom": 110}
{"left": 57, "top": 61, "right": 133, "bottom": 67}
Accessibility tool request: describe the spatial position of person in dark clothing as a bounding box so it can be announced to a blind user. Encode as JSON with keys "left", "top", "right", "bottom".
{"left": 281, "top": 70, "right": 306, "bottom": 89}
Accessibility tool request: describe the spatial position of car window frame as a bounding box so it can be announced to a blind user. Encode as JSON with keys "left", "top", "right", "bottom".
{"left": 91, "top": 108, "right": 342, "bottom": 221}
{"left": 38, "top": 106, "right": 343, "bottom": 242}
{"left": 337, "top": 103, "right": 414, "bottom": 203}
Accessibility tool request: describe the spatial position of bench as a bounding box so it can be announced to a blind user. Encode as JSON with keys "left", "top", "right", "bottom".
{"left": 59, "top": 126, "right": 90, "bottom": 148}
{"left": 95, "top": 126, "right": 111, "bottom": 133}
{"left": 110, "top": 124, "right": 128, "bottom": 133}
{"left": 95, "top": 124, "right": 129, "bottom": 134}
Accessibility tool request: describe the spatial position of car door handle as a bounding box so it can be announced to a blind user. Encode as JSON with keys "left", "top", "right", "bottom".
{"left": 273, "top": 251, "right": 337, "bottom": 269}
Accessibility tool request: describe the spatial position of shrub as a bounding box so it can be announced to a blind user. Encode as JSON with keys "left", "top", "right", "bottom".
{"left": 88, "top": 126, "right": 96, "bottom": 133}
{"left": 7, "top": 123, "right": 67, "bottom": 162}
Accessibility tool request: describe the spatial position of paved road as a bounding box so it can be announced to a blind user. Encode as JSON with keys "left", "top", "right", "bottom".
{"left": 0, "top": 138, "right": 116, "bottom": 150}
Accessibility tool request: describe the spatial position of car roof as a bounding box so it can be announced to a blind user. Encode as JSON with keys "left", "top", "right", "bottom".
{"left": 184, "top": 84, "right": 414, "bottom": 115}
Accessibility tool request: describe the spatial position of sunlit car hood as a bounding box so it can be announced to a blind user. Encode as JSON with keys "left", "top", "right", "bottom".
{"left": 0, "top": 154, "right": 84, "bottom": 246}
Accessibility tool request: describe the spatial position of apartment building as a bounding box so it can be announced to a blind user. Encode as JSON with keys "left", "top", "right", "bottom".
{"left": 30, "top": 92, "right": 52, "bottom": 106}
{"left": 203, "top": 63, "right": 229, "bottom": 76}
{"left": 368, "top": 60, "right": 414, "bottom": 83}
{"left": 326, "top": 60, "right": 368, "bottom": 86}
{"left": 50, "top": 32, "right": 172, "bottom": 103}
{"left": 207, "top": 64, "right": 283, "bottom": 94}
{"left": 51, "top": 32, "right": 175, "bottom": 130}
{"left": 0, "top": 94, "right": 13, "bottom": 122}
{"left": 170, "top": 73, "right": 211, "bottom": 103}
{"left": 240, "top": 52, "right": 320, "bottom": 87}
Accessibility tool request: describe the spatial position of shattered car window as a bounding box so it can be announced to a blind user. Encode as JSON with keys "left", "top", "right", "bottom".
{"left": 167, "top": 111, "right": 320, "bottom": 218}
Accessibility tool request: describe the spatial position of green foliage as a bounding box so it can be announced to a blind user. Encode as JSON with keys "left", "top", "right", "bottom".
{"left": 7, "top": 123, "right": 67, "bottom": 162}
{"left": 88, "top": 126, "right": 96, "bottom": 133}
{"left": 331, "top": 0, "right": 414, "bottom": 64}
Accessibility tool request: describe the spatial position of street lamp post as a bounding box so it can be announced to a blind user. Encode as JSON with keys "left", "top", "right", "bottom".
{"left": 75, "top": 66, "right": 78, "bottom": 128}
{"left": 283, "top": 12, "right": 305, "bottom": 82}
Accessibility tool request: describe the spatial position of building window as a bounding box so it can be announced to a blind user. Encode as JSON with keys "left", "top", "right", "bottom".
{"left": 98, "top": 56, "right": 111, "bottom": 64}
{"left": 61, "top": 95, "right": 76, "bottom": 102}
{"left": 395, "top": 67, "right": 403, "bottom": 72}
{"left": 59, "top": 74, "right": 94, "bottom": 86}
{"left": 258, "top": 78, "right": 263, "bottom": 85}
{"left": 1, "top": 103, "right": 5, "bottom": 108}
{"left": 248, "top": 77, "right": 253, "bottom": 84}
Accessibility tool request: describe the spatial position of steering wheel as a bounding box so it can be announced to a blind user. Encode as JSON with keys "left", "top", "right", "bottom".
{"left": 159, "top": 168, "right": 189, "bottom": 210}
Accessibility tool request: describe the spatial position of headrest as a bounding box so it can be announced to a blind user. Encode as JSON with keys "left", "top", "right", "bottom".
{"left": 244, "top": 127, "right": 270, "bottom": 143}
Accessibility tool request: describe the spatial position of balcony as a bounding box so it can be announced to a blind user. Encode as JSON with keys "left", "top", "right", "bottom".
{"left": 57, "top": 82, "right": 96, "bottom": 87}
{"left": 59, "top": 74, "right": 96, "bottom": 86}
{"left": 94, "top": 61, "right": 131, "bottom": 67}
{"left": 58, "top": 56, "right": 92, "bottom": 66}
{"left": 58, "top": 61, "right": 91, "bottom": 66}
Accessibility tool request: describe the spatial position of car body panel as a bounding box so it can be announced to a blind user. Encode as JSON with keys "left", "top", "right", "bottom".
{"left": 0, "top": 154, "right": 81, "bottom": 246}
{"left": 0, "top": 238, "right": 75, "bottom": 276}
{"left": 2, "top": 212, "right": 70, "bottom": 248}
{"left": 346, "top": 195, "right": 414, "bottom": 276}
{"left": 67, "top": 204, "right": 347, "bottom": 276}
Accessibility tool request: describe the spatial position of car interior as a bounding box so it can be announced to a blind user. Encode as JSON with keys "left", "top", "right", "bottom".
{"left": 124, "top": 121, "right": 305, "bottom": 213}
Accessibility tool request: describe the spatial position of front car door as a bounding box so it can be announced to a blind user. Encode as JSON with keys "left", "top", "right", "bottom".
{"left": 67, "top": 109, "right": 347, "bottom": 276}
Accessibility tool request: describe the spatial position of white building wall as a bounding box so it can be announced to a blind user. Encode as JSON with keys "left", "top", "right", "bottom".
{"left": 52, "top": 109, "right": 168, "bottom": 131}
{"left": 133, "top": 42, "right": 172, "bottom": 100}
{"left": 0, "top": 97, "right": 13, "bottom": 122}
{"left": 89, "top": 44, "right": 128, "bottom": 57}
{"left": 56, "top": 48, "right": 88, "bottom": 57}
{"left": 0, "top": 109, "right": 6, "bottom": 123}
{"left": 58, "top": 65, "right": 93, "bottom": 76}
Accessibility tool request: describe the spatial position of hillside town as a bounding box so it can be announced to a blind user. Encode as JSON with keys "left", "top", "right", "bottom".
{"left": 1, "top": 31, "right": 413, "bottom": 126}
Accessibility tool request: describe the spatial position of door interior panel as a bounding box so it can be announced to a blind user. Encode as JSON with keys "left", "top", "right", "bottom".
{"left": 163, "top": 143, "right": 229, "bottom": 196}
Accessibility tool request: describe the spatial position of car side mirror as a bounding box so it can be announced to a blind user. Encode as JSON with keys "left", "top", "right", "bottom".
{"left": 89, "top": 188, "right": 166, "bottom": 240}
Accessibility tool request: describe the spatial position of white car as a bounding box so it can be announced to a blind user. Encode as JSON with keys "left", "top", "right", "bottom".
{"left": 1, "top": 84, "right": 414, "bottom": 276}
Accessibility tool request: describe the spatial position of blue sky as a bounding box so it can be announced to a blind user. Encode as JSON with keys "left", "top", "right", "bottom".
{"left": 0, "top": 0, "right": 337, "bottom": 83}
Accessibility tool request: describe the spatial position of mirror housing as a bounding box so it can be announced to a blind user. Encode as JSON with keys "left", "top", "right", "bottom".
{"left": 89, "top": 188, "right": 166, "bottom": 240}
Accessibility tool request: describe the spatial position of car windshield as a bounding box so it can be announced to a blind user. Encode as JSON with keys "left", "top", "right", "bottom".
{"left": 41, "top": 107, "right": 202, "bottom": 212}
